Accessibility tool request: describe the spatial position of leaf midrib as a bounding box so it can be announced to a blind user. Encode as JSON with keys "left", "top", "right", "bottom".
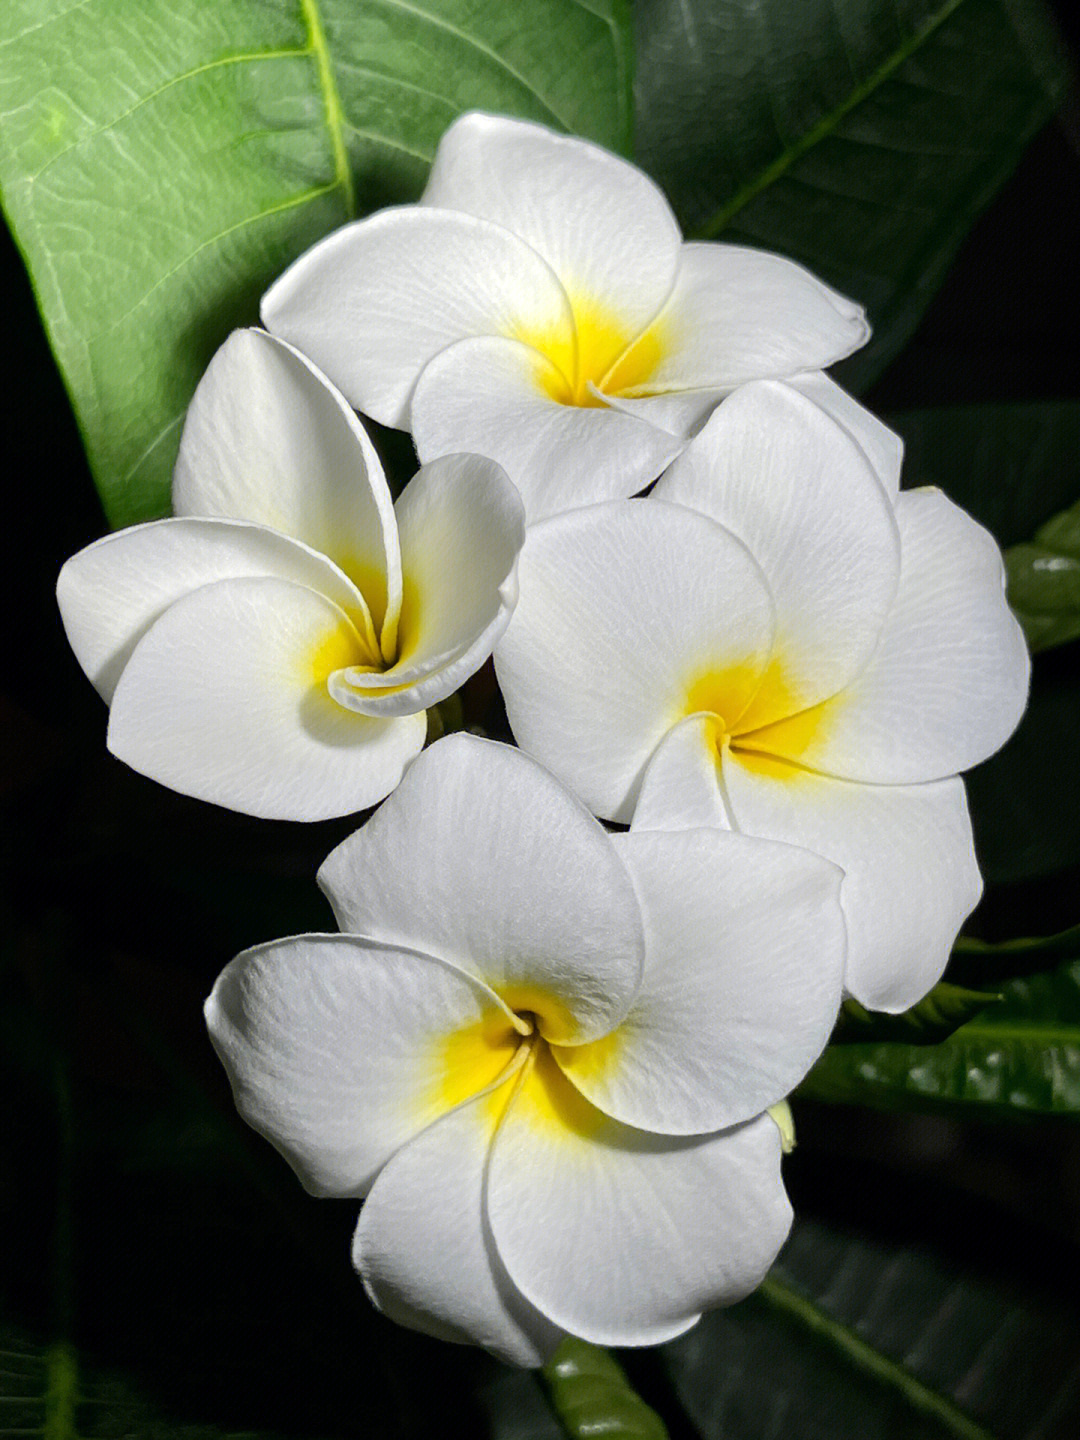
{"left": 301, "top": 0, "right": 356, "bottom": 217}
{"left": 759, "top": 1275, "right": 998, "bottom": 1440}
{"left": 692, "top": 0, "right": 969, "bottom": 238}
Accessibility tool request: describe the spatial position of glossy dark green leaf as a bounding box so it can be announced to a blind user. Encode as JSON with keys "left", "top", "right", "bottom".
{"left": 633, "top": 0, "right": 1068, "bottom": 393}
{"left": 890, "top": 402, "right": 1080, "bottom": 544}
{"left": 541, "top": 1339, "right": 669, "bottom": 1440}
{"left": 663, "top": 1217, "right": 1080, "bottom": 1440}
{"left": 966, "top": 655, "right": 1080, "bottom": 884}
{"left": 830, "top": 982, "right": 1001, "bottom": 1045}
{"left": 950, "top": 922, "right": 1080, "bottom": 984}
{"left": 0, "top": 0, "right": 632, "bottom": 528}
{"left": 1006, "top": 499, "right": 1080, "bottom": 652}
{"left": 798, "top": 959, "right": 1080, "bottom": 1115}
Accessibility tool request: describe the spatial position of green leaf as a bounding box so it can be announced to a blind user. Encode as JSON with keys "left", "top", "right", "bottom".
{"left": 0, "top": 0, "right": 632, "bottom": 529}
{"left": 1006, "top": 499, "right": 1080, "bottom": 652}
{"left": 951, "top": 922, "right": 1080, "bottom": 984}
{"left": 663, "top": 1217, "right": 1080, "bottom": 1439}
{"left": 798, "top": 958, "right": 1080, "bottom": 1115}
{"left": 830, "top": 982, "right": 1000, "bottom": 1045}
{"left": 890, "top": 402, "right": 1080, "bottom": 546}
{"left": 633, "top": 0, "right": 1068, "bottom": 393}
{"left": 541, "top": 1339, "right": 669, "bottom": 1440}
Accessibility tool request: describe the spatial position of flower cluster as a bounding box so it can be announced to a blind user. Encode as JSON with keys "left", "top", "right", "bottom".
{"left": 57, "top": 113, "right": 1029, "bottom": 1361}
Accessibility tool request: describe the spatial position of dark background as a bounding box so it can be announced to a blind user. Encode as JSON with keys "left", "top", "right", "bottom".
{"left": 2, "top": 5, "right": 1080, "bottom": 1435}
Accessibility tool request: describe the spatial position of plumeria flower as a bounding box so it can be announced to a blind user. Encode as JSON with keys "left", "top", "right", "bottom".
{"left": 205, "top": 735, "right": 846, "bottom": 1363}
{"left": 495, "top": 382, "right": 1030, "bottom": 1012}
{"left": 56, "top": 329, "right": 524, "bottom": 820}
{"left": 261, "top": 112, "right": 869, "bottom": 521}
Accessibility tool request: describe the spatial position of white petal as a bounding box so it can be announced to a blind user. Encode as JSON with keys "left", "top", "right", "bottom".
{"left": 172, "top": 330, "right": 401, "bottom": 648}
{"left": 411, "top": 336, "right": 682, "bottom": 522}
{"left": 597, "top": 386, "right": 726, "bottom": 440}
{"left": 488, "top": 1070, "right": 791, "bottom": 1346}
{"left": 632, "top": 715, "right": 731, "bottom": 831}
{"left": 205, "top": 934, "right": 523, "bottom": 1197}
{"left": 756, "top": 489, "right": 1031, "bottom": 783}
{"left": 56, "top": 518, "right": 372, "bottom": 704}
{"left": 495, "top": 500, "right": 775, "bottom": 822}
{"left": 654, "top": 381, "right": 901, "bottom": 727}
{"left": 422, "top": 112, "right": 682, "bottom": 341}
{"left": 262, "top": 208, "right": 574, "bottom": 428}
{"left": 107, "top": 577, "right": 425, "bottom": 820}
{"left": 554, "top": 828, "right": 844, "bottom": 1132}
{"left": 783, "top": 372, "right": 903, "bottom": 495}
{"left": 723, "top": 753, "right": 983, "bottom": 1011}
{"left": 330, "top": 453, "right": 525, "bottom": 716}
{"left": 318, "top": 735, "right": 645, "bottom": 1044}
{"left": 623, "top": 243, "right": 868, "bottom": 393}
{"left": 355, "top": 1079, "right": 564, "bottom": 1366}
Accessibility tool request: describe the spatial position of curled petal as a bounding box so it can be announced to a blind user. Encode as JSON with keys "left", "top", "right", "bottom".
{"left": 262, "top": 207, "right": 574, "bottom": 428}
{"left": 330, "top": 453, "right": 525, "bottom": 716}
{"left": 206, "top": 934, "right": 522, "bottom": 1197}
{"left": 318, "top": 735, "right": 645, "bottom": 1044}
{"left": 172, "top": 329, "right": 401, "bottom": 644}
{"left": 56, "top": 518, "right": 372, "bottom": 704}
{"left": 108, "top": 576, "right": 424, "bottom": 820}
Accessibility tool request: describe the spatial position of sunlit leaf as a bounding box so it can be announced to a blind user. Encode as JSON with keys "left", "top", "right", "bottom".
{"left": 0, "top": 0, "right": 631, "bottom": 527}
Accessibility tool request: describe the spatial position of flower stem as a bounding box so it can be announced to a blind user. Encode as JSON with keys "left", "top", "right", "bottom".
{"left": 541, "top": 1337, "right": 669, "bottom": 1439}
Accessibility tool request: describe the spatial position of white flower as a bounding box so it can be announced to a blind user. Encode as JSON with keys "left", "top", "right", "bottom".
{"left": 56, "top": 330, "right": 524, "bottom": 820}
{"left": 494, "top": 381, "right": 1031, "bottom": 1012}
{"left": 261, "top": 112, "right": 869, "bottom": 521}
{"left": 205, "top": 735, "right": 846, "bottom": 1363}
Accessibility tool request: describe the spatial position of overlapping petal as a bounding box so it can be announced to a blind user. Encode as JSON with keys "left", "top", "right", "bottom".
{"left": 487, "top": 1079, "right": 791, "bottom": 1346}
{"left": 553, "top": 828, "right": 845, "bottom": 1132}
{"left": 411, "top": 336, "right": 682, "bottom": 521}
{"left": 331, "top": 453, "right": 525, "bottom": 714}
{"left": 172, "top": 329, "right": 401, "bottom": 644}
{"left": 205, "top": 934, "right": 522, "bottom": 1198}
{"left": 318, "top": 735, "right": 645, "bottom": 1042}
{"left": 261, "top": 208, "right": 574, "bottom": 428}
{"left": 421, "top": 111, "right": 682, "bottom": 342}
{"left": 723, "top": 755, "right": 982, "bottom": 1011}
{"left": 355, "top": 1078, "right": 564, "bottom": 1367}
{"left": 654, "top": 382, "right": 901, "bottom": 727}
{"left": 56, "top": 518, "right": 374, "bottom": 703}
{"left": 107, "top": 577, "right": 425, "bottom": 820}
{"left": 632, "top": 715, "right": 731, "bottom": 831}
{"left": 619, "top": 243, "right": 868, "bottom": 395}
{"left": 754, "top": 488, "right": 1031, "bottom": 783}
{"left": 783, "top": 372, "right": 903, "bottom": 494}
{"left": 495, "top": 501, "right": 776, "bottom": 821}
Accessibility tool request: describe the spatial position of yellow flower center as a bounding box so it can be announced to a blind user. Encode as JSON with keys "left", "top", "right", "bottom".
{"left": 516, "top": 294, "right": 666, "bottom": 407}
{"left": 682, "top": 655, "right": 828, "bottom": 781}
{"left": 431, "top": 989, "right": 612, "bottom": 1140}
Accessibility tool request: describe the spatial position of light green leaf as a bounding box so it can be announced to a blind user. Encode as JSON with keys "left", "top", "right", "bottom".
{"left": 0, "top": 0, "right": 632, "bottom": 528}
{"left": 633, "top": 0, "right": 1068, "bottom": 393}
{"left": 830, "top": 982, "right": 1001, "bottom": 1045}
{"left": 664, "top": 1217, "right": 1080, "bottom": 1439}
{"left": 1006, "top": 499, "right": 1080, "bottom": 652}
{"left": 542, "top": 1339, "right": 669, "bottom": 1440}
{"left": 798, "top": 959, "right": 1080, "bottom": 1115}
